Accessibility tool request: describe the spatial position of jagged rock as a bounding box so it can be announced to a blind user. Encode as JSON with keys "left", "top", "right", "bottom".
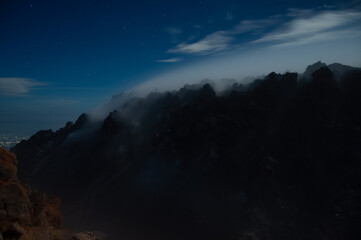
{"left": 302, "top": 61, "right": 360, "bottom": 82}
{"left": 302, "top": 61, "right": 327, "bottom": 80}
{"left": 0, "top": 147, "right": 63, "bottom": 240}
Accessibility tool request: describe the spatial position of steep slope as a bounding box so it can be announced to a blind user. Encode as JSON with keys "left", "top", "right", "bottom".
{"left": 0, "top": 147, "right": 63, "bottom": 240}
{"left": 12, "top": 64, "right": 361, "bottom": 240}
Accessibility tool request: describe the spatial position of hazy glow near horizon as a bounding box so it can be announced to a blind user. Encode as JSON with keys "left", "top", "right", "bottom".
{"left": 133, "top": 39, "right": 361, "bottom": 95}
{"left": 131, "top": 7, "right": 361, "bottom": 95}
{"left": 0, "top": 1, "right": 360, "bottom": 134}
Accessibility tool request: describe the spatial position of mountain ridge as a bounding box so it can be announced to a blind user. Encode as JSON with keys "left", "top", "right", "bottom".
{"left": 11, "top": 63, "right": 361, "bottom": 240}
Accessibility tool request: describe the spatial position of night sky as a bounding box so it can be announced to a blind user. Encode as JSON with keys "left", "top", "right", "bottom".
{"left": 1, "top": 0, "right": 361, "bottom": 135}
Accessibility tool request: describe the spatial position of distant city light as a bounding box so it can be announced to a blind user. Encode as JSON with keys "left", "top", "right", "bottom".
{"left": 0, "top": 134, "right": 29, "bottom": 149}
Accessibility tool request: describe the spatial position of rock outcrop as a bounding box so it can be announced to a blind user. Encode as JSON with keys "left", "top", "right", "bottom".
{"left": 0, "top": 147, "right": 63, "bottom": 240}
{"left": 0, "top": 148, "right": 18, "bottom": 181}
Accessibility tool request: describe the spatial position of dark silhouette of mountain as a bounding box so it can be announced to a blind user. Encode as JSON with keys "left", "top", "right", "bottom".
{"left": 11, "top": 63, "right": 361, "bottom": 240}
{"left": 302, "top": 61, "right": 327, "bottom": 80}
{"left": 301, "top": 61, "right": 360, "bottom": 82}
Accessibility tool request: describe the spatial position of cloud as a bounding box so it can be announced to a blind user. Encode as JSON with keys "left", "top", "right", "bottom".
{"left": 168, "top": 31, "right": 234, "bottom": 55}
{"left": 135, "top": 6, "right": 361, "bottom": 96}
{"left": 133, "top": 36, "right": 361, "bottom": 97}
{"left": 230, "top": 19, "right": 279, "bottom": 34}
{"left": 156, "top": 58, "right": 183, "bottom": 63}
{"left": 167, "top": 19, "right": 278, "bottom": 55}
{"left": 253, "top": 9, "right": 361, "bottom": 47}
{"left": 167, "top": 8, "right": 361, "bottom": 56}
{"left": 0, "top": 78, "right": 47, "bottom": 96}
{"left": 271, "top": 29, "right": 361, "bottom": 48}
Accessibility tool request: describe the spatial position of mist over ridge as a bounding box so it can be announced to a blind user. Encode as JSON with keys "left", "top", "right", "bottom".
{"left": 2, "top": 1, "right": 361, "bottom": 239}
{"left": 2, "top": 3, "right": 361, "bottom": 137}
{"left": 10, "top": 62, "right": 361, "bottom": 240}
{"left": 90, "top": 61, "right": 359, "bottom": 121}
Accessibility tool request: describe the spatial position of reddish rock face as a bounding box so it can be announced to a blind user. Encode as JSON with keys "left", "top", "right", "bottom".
{"left": 0, "top": 147, "right": 18, "bottom": 180}
{"left": 0, "top": 147, "right": 63, "bottom": 240}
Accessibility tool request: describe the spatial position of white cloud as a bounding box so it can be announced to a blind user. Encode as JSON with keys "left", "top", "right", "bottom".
{"left": 271, "top": 29, "right": 361, "bottom": 48}
{"left": 156, "top": 58, "right": 182, "bottom": 63}
{"left": 168, "top": 31, "right": 233, "bottom": 55}
{"left": 253, "top": 9, "right": 361, "bottom": 46}
{"left": 167, "top": 19, "right": 278, "bottom": 55}
{"left": 133, "top": 36, "right": 361, "bottom": 97}
{"left": 0, "top": 78, "right": 47, "bottom": 96}
{"left": 136, "top": 7, "right": 361, "bottom": 96}
{"left": 167, "top": 8, "right": 361, "bottom": 56}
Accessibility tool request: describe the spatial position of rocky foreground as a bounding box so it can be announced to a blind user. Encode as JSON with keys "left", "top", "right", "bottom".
{"left": 0, "top": 147, "right": 103, "bottom": 240}
{"left": 0, "top": 147, "right": 63, "bottom": 240}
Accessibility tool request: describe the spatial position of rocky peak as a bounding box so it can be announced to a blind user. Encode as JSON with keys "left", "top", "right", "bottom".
{"left": 102, "top": 111, "right": 124, "bottom": 135}
{"left": 303, "top": 61, "right": 327, "bottom": 79}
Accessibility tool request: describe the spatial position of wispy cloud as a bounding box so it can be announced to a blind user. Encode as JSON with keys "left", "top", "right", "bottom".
{"left": 253, "top": 9, "right": 361, "bottom": 47}
{"left": 271, "top": 29, "right": 361, "bottom": 48}
{"left": 231, "top": 19, "right": 278, "bottom": 34}
{"left": 168, "top": 31, "right": 233, "bottom": 55}
{"left": 167, "top": 7, "right": 361, "bottom": 55}
{"left": 168, "top": 19, "right": 277, "bottom": 55}
{"left": 0, "top": 78, "right": 47, "bottom": 96}
{"left": 156, "top": 58, "right": 183, "bottom": 63}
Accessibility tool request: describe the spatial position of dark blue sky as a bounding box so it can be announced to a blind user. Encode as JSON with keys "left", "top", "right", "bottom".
{"left": 1, "top": 0, "right": 360, "bottom": 135}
